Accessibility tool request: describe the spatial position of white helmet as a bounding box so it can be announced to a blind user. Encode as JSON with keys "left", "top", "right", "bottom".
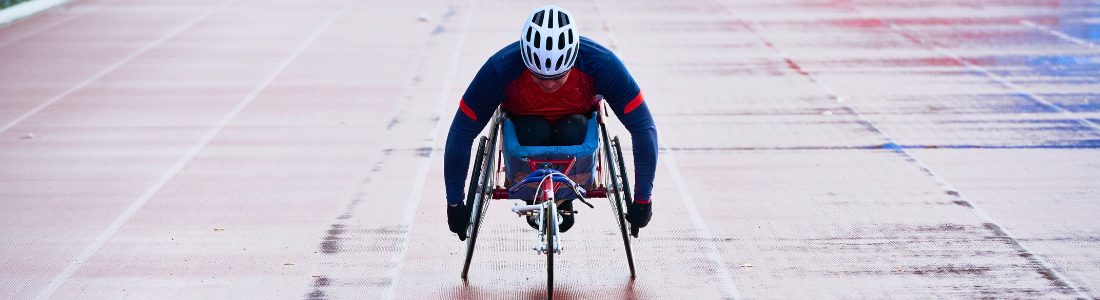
{"left": 520, "top": 5, "right": 579, "bottom": 79}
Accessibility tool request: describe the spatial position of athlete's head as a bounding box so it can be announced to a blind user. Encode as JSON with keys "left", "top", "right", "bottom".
{"left": 519, "top": 5, "right": 579, "bottom": 80}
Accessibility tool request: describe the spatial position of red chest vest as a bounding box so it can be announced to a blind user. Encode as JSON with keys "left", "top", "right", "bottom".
{"left": 501, "top": 69, "right": 598, "bottom": 123}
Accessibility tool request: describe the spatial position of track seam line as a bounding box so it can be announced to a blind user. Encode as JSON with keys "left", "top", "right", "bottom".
{"left": 1019, "top": 20, "right": 1099, "bottom": 50}
{"left": 0, "top": 0, "right": 221, "bottom": 135}
{"left": 379, "top": 1, "right": 477, "bottom": 299}
{"left": 725, "top": 3, "right": 1091, "bottom": 297}
{"left": 31, "top": 1, "right": 352, "bottom": 298}
{"left": 590, "top": 1, "right": 744, "bottom": 298}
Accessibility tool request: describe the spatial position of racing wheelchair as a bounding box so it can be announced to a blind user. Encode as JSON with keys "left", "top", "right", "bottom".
{"left": 459, "top": 101, "right": 639, "bottom": 298}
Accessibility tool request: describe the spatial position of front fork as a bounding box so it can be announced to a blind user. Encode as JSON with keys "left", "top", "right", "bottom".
{"left": 512, "top": 181, "right": 562, "bottom": 254}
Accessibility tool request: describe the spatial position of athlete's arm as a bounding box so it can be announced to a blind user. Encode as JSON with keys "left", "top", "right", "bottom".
{"left": 443, "top": 45, "right": 518, "bottom": 205}
{"left": 584, "top": 39, "right": 658, "bottom": 202}
{"left": 610, "top": 93, "right": 658, "bottom": 203}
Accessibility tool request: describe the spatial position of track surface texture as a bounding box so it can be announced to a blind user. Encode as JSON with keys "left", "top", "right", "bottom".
{"left": 1, "top": 0, "right": 1099, "bottom": 299}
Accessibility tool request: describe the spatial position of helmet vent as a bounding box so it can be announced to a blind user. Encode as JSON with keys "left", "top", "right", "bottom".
{"left": 548, "top": 9, "right": 555, "bottom": 28}
{"left": 532, "top": 11, "right": 544, "bottom": 25}
{"left": 520, "top": 5, "right": 579, "bottom": 76}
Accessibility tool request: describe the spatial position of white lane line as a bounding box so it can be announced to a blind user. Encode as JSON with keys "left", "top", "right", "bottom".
{"left": 888, "top": 22, "right": 1100, "bottom": 132}
{"left": 853, "top": 14, "right": 1100, "bottom": 132}
{"left": 0, "top": 1, "right": 225, "bottom": 135}
{"left": 380, "top": 2, "right": 477, "bottom": 299}
{"left": 932, "top": 47, "right": 1100, "bottom": 131}
{"left": 847, "top": 13, "right": 1094, "bottom": 298}
{"left": 590, "top": 1, "right": 743, "bottom": 298}
{"left": 833, "top": 87, "right": 1093, "bottom": 298}
{"left": 32, "top": 2, "right": 347, "bottom": 298}
{"left": 661, "top": 150, "right": 745, "bottom": 299}
{"left": 1020, "top": 20, "right": 1098, "bottom": 49}
{"left": 731, "top": 4, "right": 1092, "bottom": 297}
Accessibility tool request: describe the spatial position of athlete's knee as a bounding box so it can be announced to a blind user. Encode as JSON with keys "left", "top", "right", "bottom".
{"left": 513, "top": 115, "right": 552, "bottom": 146}
{"left": 552, "top": 114, "right": 588, "bottom": 145}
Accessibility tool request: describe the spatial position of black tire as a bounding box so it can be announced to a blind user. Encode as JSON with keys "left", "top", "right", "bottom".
{"left": 461, "top": 137, "right": 489, "bottom": 279}
{"left": 612, "top": 140, "right": 637, "bottom": 277}
{"left": 613, "top": 137, "right": 640, "bottom": 238}
{"left": 546, "top": 203, "right": 555, "bottom": 299}
{"left": 600, "top": 123, "right": 636, "bottom": 278}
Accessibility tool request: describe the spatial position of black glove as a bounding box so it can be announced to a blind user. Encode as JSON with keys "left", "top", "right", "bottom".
{"left": 626, "top": 201, "right": 651, "bottom": 228}
{"left": 447, "top": 203, "right": 470, "bottom": 241}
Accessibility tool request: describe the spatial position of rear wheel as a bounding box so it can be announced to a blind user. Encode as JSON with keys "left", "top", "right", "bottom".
{"left": 612, "top": 137, "right": 640, "bottom": 238}
{"left": 461, "top": 137, "right": 489, "bottom": 279}
{"left": 602, "top": 130, "right": 636, "bottom": 277}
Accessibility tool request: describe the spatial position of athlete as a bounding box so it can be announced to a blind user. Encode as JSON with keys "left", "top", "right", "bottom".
{"left": 444, "top": 5, "right": 657, "bottom": 240}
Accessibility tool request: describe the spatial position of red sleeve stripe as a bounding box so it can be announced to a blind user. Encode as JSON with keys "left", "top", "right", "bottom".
{"left": 459, "top": 99, "right": 477, "bottom": 121}
{"left": 623, "top": 91, "right": 644, "bottom": 114}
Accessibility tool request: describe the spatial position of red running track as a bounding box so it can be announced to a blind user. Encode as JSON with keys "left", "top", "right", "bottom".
{"left": 2, "top": 0, "right": 1099, "bottom": 299}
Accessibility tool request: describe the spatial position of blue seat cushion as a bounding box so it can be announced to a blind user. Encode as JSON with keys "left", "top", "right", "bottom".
{"left": 501, "top": 112, "right": 599, "bottom": 200}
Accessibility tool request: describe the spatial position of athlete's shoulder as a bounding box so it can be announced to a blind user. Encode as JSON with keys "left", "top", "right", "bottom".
{"left": 574, "top": 36, "right": 641, "bottom": 105}
{"left": 482, "top": 41, "right": 527, "bottom": 76}
{"left": 578, "top": 37, "right": 614, "bottom": 58}
{"left": 575, "top": 37, "right": 624, "bottom": 73}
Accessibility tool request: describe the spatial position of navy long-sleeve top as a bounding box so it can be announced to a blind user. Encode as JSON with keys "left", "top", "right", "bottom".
{"left": 443, "top": 37, "right": 657, "bottom": 205}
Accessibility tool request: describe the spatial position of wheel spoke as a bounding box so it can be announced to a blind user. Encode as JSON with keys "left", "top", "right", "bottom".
{"left": 462, "top": 111, "right": 503, "bottom": 279}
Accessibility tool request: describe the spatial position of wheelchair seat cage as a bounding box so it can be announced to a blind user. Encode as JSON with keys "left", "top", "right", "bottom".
{"left": 459, "top": 100, "right": 639, "bottom": 299}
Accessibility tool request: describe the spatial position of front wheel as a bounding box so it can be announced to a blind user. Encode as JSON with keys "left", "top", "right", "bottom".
{"left": 545, "top": 202, "right": 556, "bottom": 299}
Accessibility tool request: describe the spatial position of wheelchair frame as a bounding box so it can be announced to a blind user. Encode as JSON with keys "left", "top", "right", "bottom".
{"left": 459, "top": 101, "right": 638, "bottom": 299}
